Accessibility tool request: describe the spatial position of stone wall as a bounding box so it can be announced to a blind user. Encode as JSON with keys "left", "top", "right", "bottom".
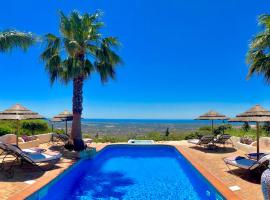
{"left": 231, "top": 136, "right": 270, "bottom": 154}
{"left": 0, "top": 133, "right": 53, "bottom": 149}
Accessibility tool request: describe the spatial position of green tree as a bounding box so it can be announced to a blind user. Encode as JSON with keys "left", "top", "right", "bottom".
{"left": 41, "top": 11, "right": 122, "bottom": 151}
{"left": 165, "top": 128, "right": 170, "bottom": 137}
{"left": 247, "top": 14, "right": 270, "bottom": 82}
{"left": 0, "top": 30, "right": 35, "bottom": 52}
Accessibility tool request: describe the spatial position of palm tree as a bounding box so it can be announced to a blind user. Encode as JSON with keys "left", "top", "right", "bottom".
{"left": 41, "top": 10, "right": 122, "bottom": 151}
{"left": 0, "top": 30, "right": 35, "bottom": 52}
{"left": 247, "top": 14, "right": 270, "bottom": 81}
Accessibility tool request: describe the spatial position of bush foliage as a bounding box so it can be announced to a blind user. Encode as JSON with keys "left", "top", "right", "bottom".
{"left": 21, "top": 120, "right": 49, "bottom": 135}
{"left": 0, "top": 119, "right": 49, "bottom": 136}
{"left": 0, "top": 124, "right": 13, "bottom": 136}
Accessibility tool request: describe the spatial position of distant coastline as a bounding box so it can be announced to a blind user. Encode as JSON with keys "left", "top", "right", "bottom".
{"left": 51, "top": 119, "right": 237, "bottom": 136}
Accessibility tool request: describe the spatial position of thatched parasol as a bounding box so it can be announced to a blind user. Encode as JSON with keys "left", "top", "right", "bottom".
{"left": 195, "top": 110, "right": 228, "bottom": 133}
{"left": 229, "top": 105, "right": 270, "bottom": 160}
{"left": 52, "top": 110, "right": 73, "bottom": 135}
{"left": 0, "top": 104, "right": 44, "bottom": 145}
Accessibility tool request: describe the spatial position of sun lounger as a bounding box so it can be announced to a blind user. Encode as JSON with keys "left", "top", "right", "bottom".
{"left": 213, "top": 134, "right": 233, "bottom": 147}
{"left": 52, "top": 133, "right": 70, "bottom": 143}
{"left": 224, "top": 154, "right": 270, "bottom": 172}
{"left": 0, "top": 142, "right": 62, "bottom": 178}
{"left": 246, "top": 152, "right": 267, "bottom": 160}
{"left": 188, "top": 135, "right": 215, "bottom": 147}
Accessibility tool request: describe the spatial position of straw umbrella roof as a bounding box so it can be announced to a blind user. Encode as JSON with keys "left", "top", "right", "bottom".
{"left": 0, "top": 104, "right": 44, "bottom": 120}
{"left": 229, "top": 105, "right": 270, "bottom": 122}
{"left": 52, "top": 110, "right": 73, "bottom": 121}
{"left": 195, "top": 110, "right": 228, "bottom": 120}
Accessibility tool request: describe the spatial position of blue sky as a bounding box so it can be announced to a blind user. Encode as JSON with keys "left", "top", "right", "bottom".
{"left": 0, "top": 0, "right": 270, "bottom": 119}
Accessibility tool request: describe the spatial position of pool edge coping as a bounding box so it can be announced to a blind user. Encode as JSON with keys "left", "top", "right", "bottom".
{"left": 8, "top": 160, "right": 76, "bottom": 200}
{"left": 174, "top": 145, "right": 241, "bottom": 200}
{"left": 9, "top": 143, "right": 241, "bottom": 200}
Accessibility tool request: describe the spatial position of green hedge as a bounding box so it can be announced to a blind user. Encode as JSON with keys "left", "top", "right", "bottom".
{"left": 0, "top": 124, "right": 13, "bottom": 136}
{"left": 21, "top": 120, "right": 49, "bottom": 135}
{"left": 0, "top": 119, "right": 49, "bottom": 136}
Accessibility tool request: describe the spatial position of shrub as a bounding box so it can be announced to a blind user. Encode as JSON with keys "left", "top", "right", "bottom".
{"left": 213, "top": 124, "right": 232, "bottom": 135}
{"left": 54, "top": 129, "right": 65, "bottom": 134}
{"left": 21, "top": 120, "right": 49, "bottom": 135}
{"left": 242, "top": 122, "right": 251, "bottom": 132}
{"left": 184, "top": 132, "right": 198, "bottom": 140}
{"left": 198, "top": 126, "right": 212, "bottom": 132}
{"left": 145, "top": 132, "right": 162, "bottom": 141}
{"left": 93, "top": 135, "right": 128, "bottom": 143}
{"left": 0, "top": 125, "right": 13, "bottom": 136}
{"left": 240, "top": 136, "right": 254, "bottom": 145}
{"left": 184, "top": 131, "right": 211, "bottom": 140}
{"left": 83, "top": 133, "right": 91, "bottom": 138}
{"left": 262, "top": 122, "right": 270, "bottom": 136}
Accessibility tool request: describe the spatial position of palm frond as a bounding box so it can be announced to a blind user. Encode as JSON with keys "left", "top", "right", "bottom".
{"left": 249, "top": 33, "right": 270, "bottom": 50}
{"left": 63, "top": 38, "right": 80, "bottom": 57}
{"left": 0, "top": 30, "right": 36, "bottom": 52}
{"left": 41, "top": 34, "right": 62, "bottom": 84}
{"left": 94, "top": 61, "right": 116, "bottom": 82}
{"left": 41, "top": 34, "right": 61, "bottom": 61}
{"left": 247, "top": 13, "right": 270, "bottom": 84}
{"left": 41, "top": 10, "right": 122, "bottom": 85}
{"left": 258, "top": 14, "right": 270, "bottom": 28}
{"left": 59, "top": 11, "right": 72, "bottom": 38}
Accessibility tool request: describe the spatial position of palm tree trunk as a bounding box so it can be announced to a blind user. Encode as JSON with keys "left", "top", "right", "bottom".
{"left": 71, "top": 75, "right": 85, "bottom": 151}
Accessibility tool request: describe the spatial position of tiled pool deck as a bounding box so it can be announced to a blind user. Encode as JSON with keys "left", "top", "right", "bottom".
{"left": 0, "top": 141, "right": 263, "bottom": 200}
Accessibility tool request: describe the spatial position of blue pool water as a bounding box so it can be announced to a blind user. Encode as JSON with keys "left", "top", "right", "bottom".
{"left": 28, "top": 145, "right": 225, "bottom": 200}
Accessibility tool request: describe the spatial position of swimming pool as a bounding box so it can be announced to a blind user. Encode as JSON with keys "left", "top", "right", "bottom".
{"left": 27, "top": 145, "right": 226, "bottom": 200}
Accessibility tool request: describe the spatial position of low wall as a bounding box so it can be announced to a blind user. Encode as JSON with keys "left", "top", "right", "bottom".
{"left": 18, "top": 133, "right": 53, "bottom": 149}
{"left": 0, "top": 133, "right": 53, "bottom": 154}
{"left": 231, "top": 136, "right": 270, "bottom": 154}
{"left": 19, "top": 139, "right": 40, "bottom": 149}
{"left": 0, "top": 133, "right": 52, "bottom": 149}
{"left": 35, "top": 133, "right": 53, "bottom": 144}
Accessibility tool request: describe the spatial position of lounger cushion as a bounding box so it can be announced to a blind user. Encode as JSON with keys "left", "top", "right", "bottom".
{"left": 2, "top": 143, "right": 62, "bottom": 163}
{"left": 24, "top": 152, "right": 62, "bottom": 163}
{"left": 214, "top": 134, "right": 231, "bottom": 143}
{"left": 224, "top": 156, "right": 258, "bottom": 169}
{"left": 22, "top": 148, "right": 61, "bottom": 162}
{"left": 247, "top": 152, "right": 267, "bottom": 160}
{"left": 188, "top": 139, "right": 200, "bottom": 144}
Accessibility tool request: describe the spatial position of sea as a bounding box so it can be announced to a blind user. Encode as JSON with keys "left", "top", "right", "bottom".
{"left": 52, "top": 119, "right": 232, "bottom": 136}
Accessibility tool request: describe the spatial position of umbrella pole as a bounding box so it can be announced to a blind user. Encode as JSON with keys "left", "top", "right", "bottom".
{"left": 51, "top": 123, "right": 54, "bottom": 132}
{"left": 65, "top": 120, "right": 67, "bottom": 135}
{"left": 211, "top": 120, "right": 214, "bottom": 134}
{"left": 256, "top": 122, "right": 260, "bottom": 161}
{"left": 16, "top": 119, "right": 19, "bottom": 146}
{"left": 223, "top": 120, "right": 225, "bottom": 135}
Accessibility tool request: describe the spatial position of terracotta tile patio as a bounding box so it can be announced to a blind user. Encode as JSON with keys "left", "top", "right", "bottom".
{"left": 176, "top": 141, "right": 263, "bottom": 200}
{"left": 0, "top": 141, "right": 264, "bottom": 200}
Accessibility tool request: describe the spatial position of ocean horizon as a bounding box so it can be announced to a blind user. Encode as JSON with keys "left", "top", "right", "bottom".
{"left": 51, "top": 118, "right": 238, "bottom": 136}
